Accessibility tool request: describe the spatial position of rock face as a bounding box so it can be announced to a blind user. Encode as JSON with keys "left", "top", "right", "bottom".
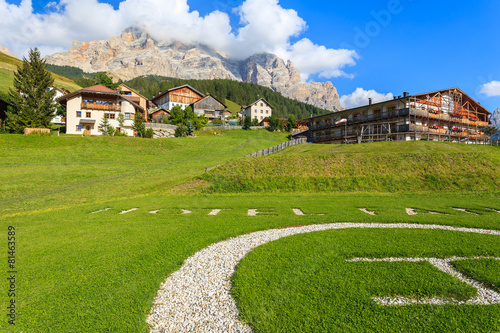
{"left": 0, "top": 45, "right": 18, "bottom": 59}
{"left": 45, "top": 28, "right": 341, "bottom": 111}
{"left": 490, "top": 108, "right": 500, "bottom": 128}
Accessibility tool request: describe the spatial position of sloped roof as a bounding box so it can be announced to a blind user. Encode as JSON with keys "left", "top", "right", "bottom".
{"left": 190, "top": 94, "right": 227, "bottom": 109}
{"left": 118, "top": 83, "right": 150, "bottom": 101}
{"left": 152, "top": 84, "right": 205, "bottom": 102}
{"left": 57, "top": 84, "right": 144, "bottom": 111}
{"left": 81, "top": 84, "right": 119, "bottom": 94}
{"left": 242, "top": 98, "right": 274, "bottom": 110}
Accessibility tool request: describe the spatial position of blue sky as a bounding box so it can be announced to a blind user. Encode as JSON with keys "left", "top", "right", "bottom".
{"left": 2, "top": 0, "right": 499, "bottom": 111}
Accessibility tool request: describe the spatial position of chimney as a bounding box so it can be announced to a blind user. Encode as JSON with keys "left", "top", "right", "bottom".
{"left": 398, "top": 96, "right": 401, "bottom": 99}
{"left": 368, "top": 98, "right": 372, "bottom": 105}
{"left": 403, "top": 92, "right": 409, "bottom": 97}
{"left": 393, "top": 96, "right": 397, "bottom": 100}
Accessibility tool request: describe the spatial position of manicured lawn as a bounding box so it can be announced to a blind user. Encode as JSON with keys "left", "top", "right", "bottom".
{"left": 453, "top": 258, "right": 500, "bottom": 292}
{"left": 0, "top": 130, "right": 288, "bottom": 217}
{"left": 1, "top": 193, "right": 500, "bottom": 332}
{"left": 232, "top": 227, "right": 500, "bottom": 332}
{"left": 1, "top": 135, "right": 499, "bottom": 332}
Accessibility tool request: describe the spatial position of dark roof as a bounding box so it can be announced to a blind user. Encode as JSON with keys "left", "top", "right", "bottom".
{"left": 190, "top": 94, "right": 227, "bottom": 109}
{"left": 57, "top": 84, "right": 144, "bottom": 111}
{"left": 148, "top": 108, "right": 171, "bottom": 115}
{"left": 152, "top": 84, "right": 205, "bottom": 102}
{"left": 242, "top": 98, "right": 274, "bottom": 110}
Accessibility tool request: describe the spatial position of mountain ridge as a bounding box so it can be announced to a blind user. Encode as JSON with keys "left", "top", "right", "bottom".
{"left": 44, "top": 28, "right": 341, "bottom": 111}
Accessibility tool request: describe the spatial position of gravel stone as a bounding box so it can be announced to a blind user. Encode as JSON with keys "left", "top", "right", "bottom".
{"left": 147, "top": 223, "right": 500, "bottom": 332}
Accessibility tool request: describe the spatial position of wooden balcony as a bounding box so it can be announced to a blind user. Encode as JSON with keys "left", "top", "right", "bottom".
{"left": 81, "top": 102, "right": 121, "bottom": 111}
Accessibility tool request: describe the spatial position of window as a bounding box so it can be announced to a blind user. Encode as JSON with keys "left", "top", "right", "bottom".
{"left": 86, "top": 112, "right": 91, "bottom": 118}
{"left": 98, "top": 126, "right": 102, "bottom": 131}
{"left": 266, "top": 110, "right": 269, "bottom": 114}
{"left": 76, "top": 125, "right": 82, "bottom": 131}
{"left": 76, "top": 111, "right": 81, "bottom": 117}
{"left": 260, "top": 103, "right": 263, "bottom": 107}
{"left": 125, "top": 113, "right": 130, "bottom": 120}
{"left": 105, "top": 113, "right": 116, "bottom": 120}
{"left": 261, "top": 110, "right": 263, "bottom": 113}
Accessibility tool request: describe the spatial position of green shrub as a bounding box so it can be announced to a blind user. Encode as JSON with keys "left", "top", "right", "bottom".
{"left": 175, "top": 124, "right": 187, "bottom": 137}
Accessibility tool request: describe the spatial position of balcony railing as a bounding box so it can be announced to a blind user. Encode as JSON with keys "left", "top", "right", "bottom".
{"left": 81, "top": 102, "right": 121, "bottom": 111}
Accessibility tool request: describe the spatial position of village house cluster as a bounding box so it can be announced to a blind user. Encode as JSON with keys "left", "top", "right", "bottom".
{"left": 57, "top": 83, "right": 274, "bottom": 136}
{"left": 52, "top": 83, "right": 493, "bottom": 145}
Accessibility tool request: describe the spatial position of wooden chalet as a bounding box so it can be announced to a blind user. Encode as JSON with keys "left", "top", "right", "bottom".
{"left": 190, "top": 95, "right": 228, "bottom": 120}
{"left": 149, "top": 108, "right": 171, "bottom": 122}
{"left": 152, "top": 85, "right": 204, "bottom": 111}
{"left": 308, "top": 87, "right": 491, "bottom": 145}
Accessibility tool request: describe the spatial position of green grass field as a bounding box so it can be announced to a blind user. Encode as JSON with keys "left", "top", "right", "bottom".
{"left": 201, "top": 140, "right": 500, "bottom": 193}
{"left": 1, "top": 132, "right": 499, "bottom": 332}
{"left": 225, "top": 99, "right": 241, "bottom": 115}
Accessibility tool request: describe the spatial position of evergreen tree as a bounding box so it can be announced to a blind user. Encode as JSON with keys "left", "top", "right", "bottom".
{"left": 286, "top": 114, "right": 297, "bottom": 132}
{"left": 99, "top": 116, "right": 114, "bottom": 136}
{"left": 133, "top": 112, "right": 146, "bottom": 137}
{"left": 243, "top": 115, "right": 252, "bottom": 130}
{"left": 6, "top": 48, "right": 58, "bottom": 133}
{"left": 268, "top": 114, "right": 282, "bottom": 131}
{"left": 93, "top": 73, "right": 119, "bottom": 90}
{"left": 186, "top": 120, "right": 194, "bottom": 136}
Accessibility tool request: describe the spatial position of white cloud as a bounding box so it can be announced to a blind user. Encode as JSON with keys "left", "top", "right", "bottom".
{"left": 479, "top": 81, "right": 500, "bottom": 97}
{"left": 340, "top": 88, "right": 394, "bottom": 109}
{"left": 0, "top": 0, "right": 358, "bottom": 82}
{"left": 275, "top": 39, "right": 358, "bottom": 81}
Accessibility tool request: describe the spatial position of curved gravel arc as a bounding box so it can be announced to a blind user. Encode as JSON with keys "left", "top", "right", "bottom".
{"left": 147, "top": 223, "right": 500, "bottom": 332}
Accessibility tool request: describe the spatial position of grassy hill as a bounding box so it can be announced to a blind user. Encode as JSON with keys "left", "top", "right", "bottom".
{"left": 0, "top": 53, "right": 81, "bottom": 95}
{"left": 201, "top": 141, "right": 500, "bottom": 193}
{"left": 225, "top": 98, "right": 241, "bottom": 114}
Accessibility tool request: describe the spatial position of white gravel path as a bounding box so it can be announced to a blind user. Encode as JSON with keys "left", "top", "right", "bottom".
{"left": 147, "top": 223, "right": 500, "bottom": 332}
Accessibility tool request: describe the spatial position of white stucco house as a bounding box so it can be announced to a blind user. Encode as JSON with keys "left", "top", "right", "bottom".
{"left": 242, "top": 98, "right": 274, "bottom": 122}
{"left": 58, "top": 84, "right": 145, "bottom": 136}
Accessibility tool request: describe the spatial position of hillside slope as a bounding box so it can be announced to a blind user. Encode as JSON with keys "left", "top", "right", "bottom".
{"left": 201, "top": 141, "right": 500, "bottom": 193}
{"left": 0, "top": 53, "right": 81, "bottom": 94}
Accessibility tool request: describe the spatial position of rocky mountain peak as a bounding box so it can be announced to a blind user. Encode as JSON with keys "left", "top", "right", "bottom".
{"left": 0, "top": 45, "right": 18, "bottom": 59}
{"left": 490, "top": 108, "right": 500, "bottom": 128}
{"left": 44, "top": 28, "right": 341, "bottom": 111}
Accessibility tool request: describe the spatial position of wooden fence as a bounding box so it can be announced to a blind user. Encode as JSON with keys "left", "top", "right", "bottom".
{"left": 247, "top": 137, "right": 307, "bottom": 157}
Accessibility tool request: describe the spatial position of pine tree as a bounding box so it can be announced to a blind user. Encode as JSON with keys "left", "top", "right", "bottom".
{"left": 6, "top": 48, "right": 58, "bottom": 133}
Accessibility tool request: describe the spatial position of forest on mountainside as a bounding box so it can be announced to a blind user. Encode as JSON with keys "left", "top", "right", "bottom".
{"left": 125, "top": 76, "right": 331, "bottom": 119}
{"left": 44, "top": 64, "right": 332, "bottom": 119}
